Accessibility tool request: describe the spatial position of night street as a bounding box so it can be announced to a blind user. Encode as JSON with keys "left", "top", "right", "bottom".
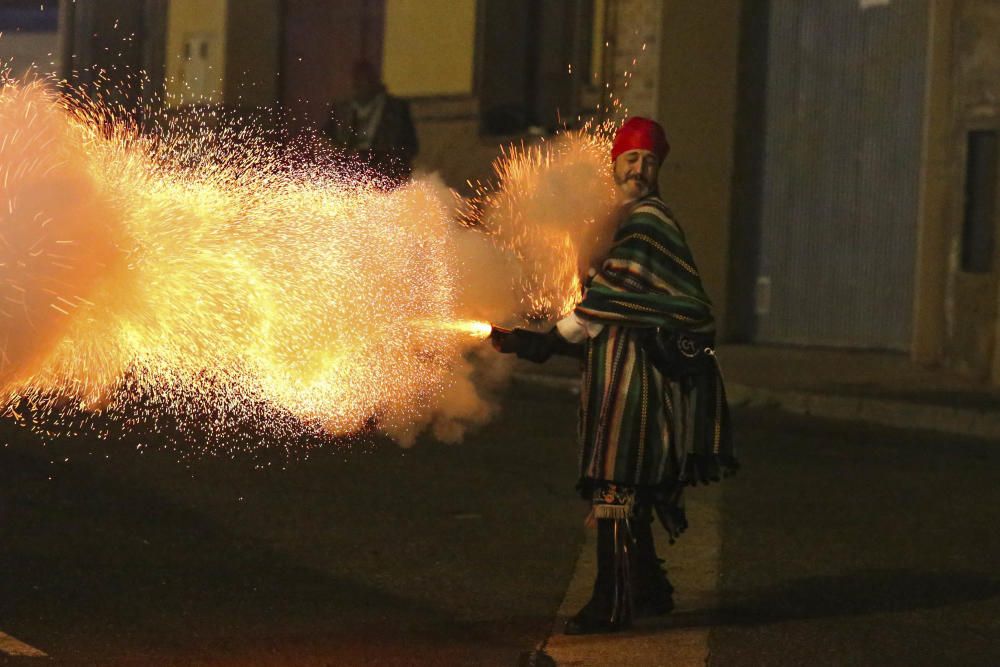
{"left": 2, "top": 381, "right": 998, "bottom": 665}
{"left": 0, "top": 379, "right": 584, "bottom": 666}
{"left": 1, "top": 0, "right": 999, "bottom": 665}
{"left": 710, "top": 410, "right": 1000, "bottom": 666}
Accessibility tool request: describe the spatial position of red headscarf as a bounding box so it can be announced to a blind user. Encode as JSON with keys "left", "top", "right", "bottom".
{"left": 611, "top": 117, "right": 670, "bottom": 164}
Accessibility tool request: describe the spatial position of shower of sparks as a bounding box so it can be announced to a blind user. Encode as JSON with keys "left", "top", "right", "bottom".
{"left": 0, "top": 68, "right": 623, "bottom": 457}
{"left": 465, "top": 128, "right": 619, "bottom": 321}
{"left": 0, "top": 79, "right": 497, "bottom": 454}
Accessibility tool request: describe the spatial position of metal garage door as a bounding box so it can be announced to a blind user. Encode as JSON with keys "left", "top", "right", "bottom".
{"left": 752, "top": 0, "right": 929, "bottom": 349}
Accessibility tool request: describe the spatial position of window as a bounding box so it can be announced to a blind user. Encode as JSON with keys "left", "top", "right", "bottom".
{"left": 961, "top": 130, "right": 999, "bottom": 273}
{"left": 478, "top": 0, "right": 603, "bottom": 135}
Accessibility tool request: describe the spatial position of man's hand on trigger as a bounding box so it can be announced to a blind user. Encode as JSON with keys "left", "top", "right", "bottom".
{"left": 513, "top": 328, "right": 558, "bottom": 363}
{"left": 490, "top": 326, "right": 579, "bottom": 363}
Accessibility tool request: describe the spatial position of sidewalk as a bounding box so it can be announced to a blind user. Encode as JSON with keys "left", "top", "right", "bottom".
{"left": 512, "top": 344, "right": 1000, "bottom": 440}
{"left": 538, "top": 487, "right": 725, "bottom": 667}
{"left": 514, "top": 344, "right": 1000, "bottom": 667}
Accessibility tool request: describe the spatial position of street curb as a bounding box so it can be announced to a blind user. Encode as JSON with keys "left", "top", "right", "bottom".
{"left": 512, "top": 373, "right": 1000, "bottom": 440}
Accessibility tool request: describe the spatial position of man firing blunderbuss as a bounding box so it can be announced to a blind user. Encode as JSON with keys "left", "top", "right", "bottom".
{"left": 490, "top": 117, "right": 737, "bottom": 635}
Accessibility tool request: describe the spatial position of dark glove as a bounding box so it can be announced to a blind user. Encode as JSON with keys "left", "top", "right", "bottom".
{"left": 490, "top": 326, "right": 583, "bottom": 363}
{"left": 489, "top": 326, "right": 518, "bottom": 353}
{"left": 514, "top": 328, "right": 559, "bottom": 363}
{"left": 489, "top": 326, "right": 561, "bottom": 363}
{"left": 550, "top": 328, "right": 585, "bottom": 360}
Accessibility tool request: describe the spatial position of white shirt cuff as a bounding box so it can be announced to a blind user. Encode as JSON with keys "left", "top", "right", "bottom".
{"left": 556, "top": 312, "right": 605, "bottom": 343}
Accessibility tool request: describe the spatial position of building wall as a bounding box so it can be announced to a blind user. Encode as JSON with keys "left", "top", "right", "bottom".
{"left": 655, "top": 0, "right": 741, "bottom": 338}
{"left": 605, "top": 0, "right": 662, "bottom": 119}
{"left": 913, "top": 0, "right": 956, "bottom": 369}
{"left": 0, "top": 0, "right": 60, "bottom": 82}
{"left": 926, "top": 0, "right": 1000, "bottom": 380}
{"left": 725, "top": 0, "right": 769, "bottom": 342}
{"left": 382, "top": 0, "right": 476, "bottom": 97}
{"left": 0, "top": 32, "right": 60, "bottom": 80}
{"left": 410, "top": 100, "right": 514, "bottom": 195}
{"left": 223, "top": 0, "right": 280, "bottom": 108}
{"left": 164, "top": 0, "right": 227, "bottom": 104}
{"left": 381, "top": 0, "right": 486, "bottom": 189}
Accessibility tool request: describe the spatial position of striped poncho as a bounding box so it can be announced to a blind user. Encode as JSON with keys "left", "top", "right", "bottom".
{"left": 574, "top": 195, "right": 736, "bottom": 494}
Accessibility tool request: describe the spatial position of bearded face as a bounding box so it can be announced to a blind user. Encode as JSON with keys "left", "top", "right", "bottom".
{"left": 613, "top": 149, "right": 660, "bottom": 201}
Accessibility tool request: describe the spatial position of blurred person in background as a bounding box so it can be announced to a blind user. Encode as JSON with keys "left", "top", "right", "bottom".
{"left": 324, "top": 60, "right": 419, "bottom": 187}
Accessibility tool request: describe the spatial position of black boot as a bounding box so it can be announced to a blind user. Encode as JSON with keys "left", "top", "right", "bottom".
{"left": 630, "top": 514, "right": 674, "bottom": 616}
{"left": 564, "top": 518, "right": 633, "bottom": 635}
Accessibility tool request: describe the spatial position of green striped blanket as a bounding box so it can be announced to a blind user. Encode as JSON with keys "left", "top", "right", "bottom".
{"left": 575, "top": 195, "right": 736, "bottom": 492}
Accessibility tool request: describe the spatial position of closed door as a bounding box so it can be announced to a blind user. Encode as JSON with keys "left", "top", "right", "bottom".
{"left": 752, "top": 0, "right": 929, "bottom": 350}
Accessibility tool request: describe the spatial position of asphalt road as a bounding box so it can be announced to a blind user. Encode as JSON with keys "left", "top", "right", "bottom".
{"left": 0, "top": 381, "right": 584, "bottom": 666}
{"left": 709, "top": 410, "right": 1000, "bottom": 666}
{"left": 1, "top": 383, "right": 999, "bottom": 666}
